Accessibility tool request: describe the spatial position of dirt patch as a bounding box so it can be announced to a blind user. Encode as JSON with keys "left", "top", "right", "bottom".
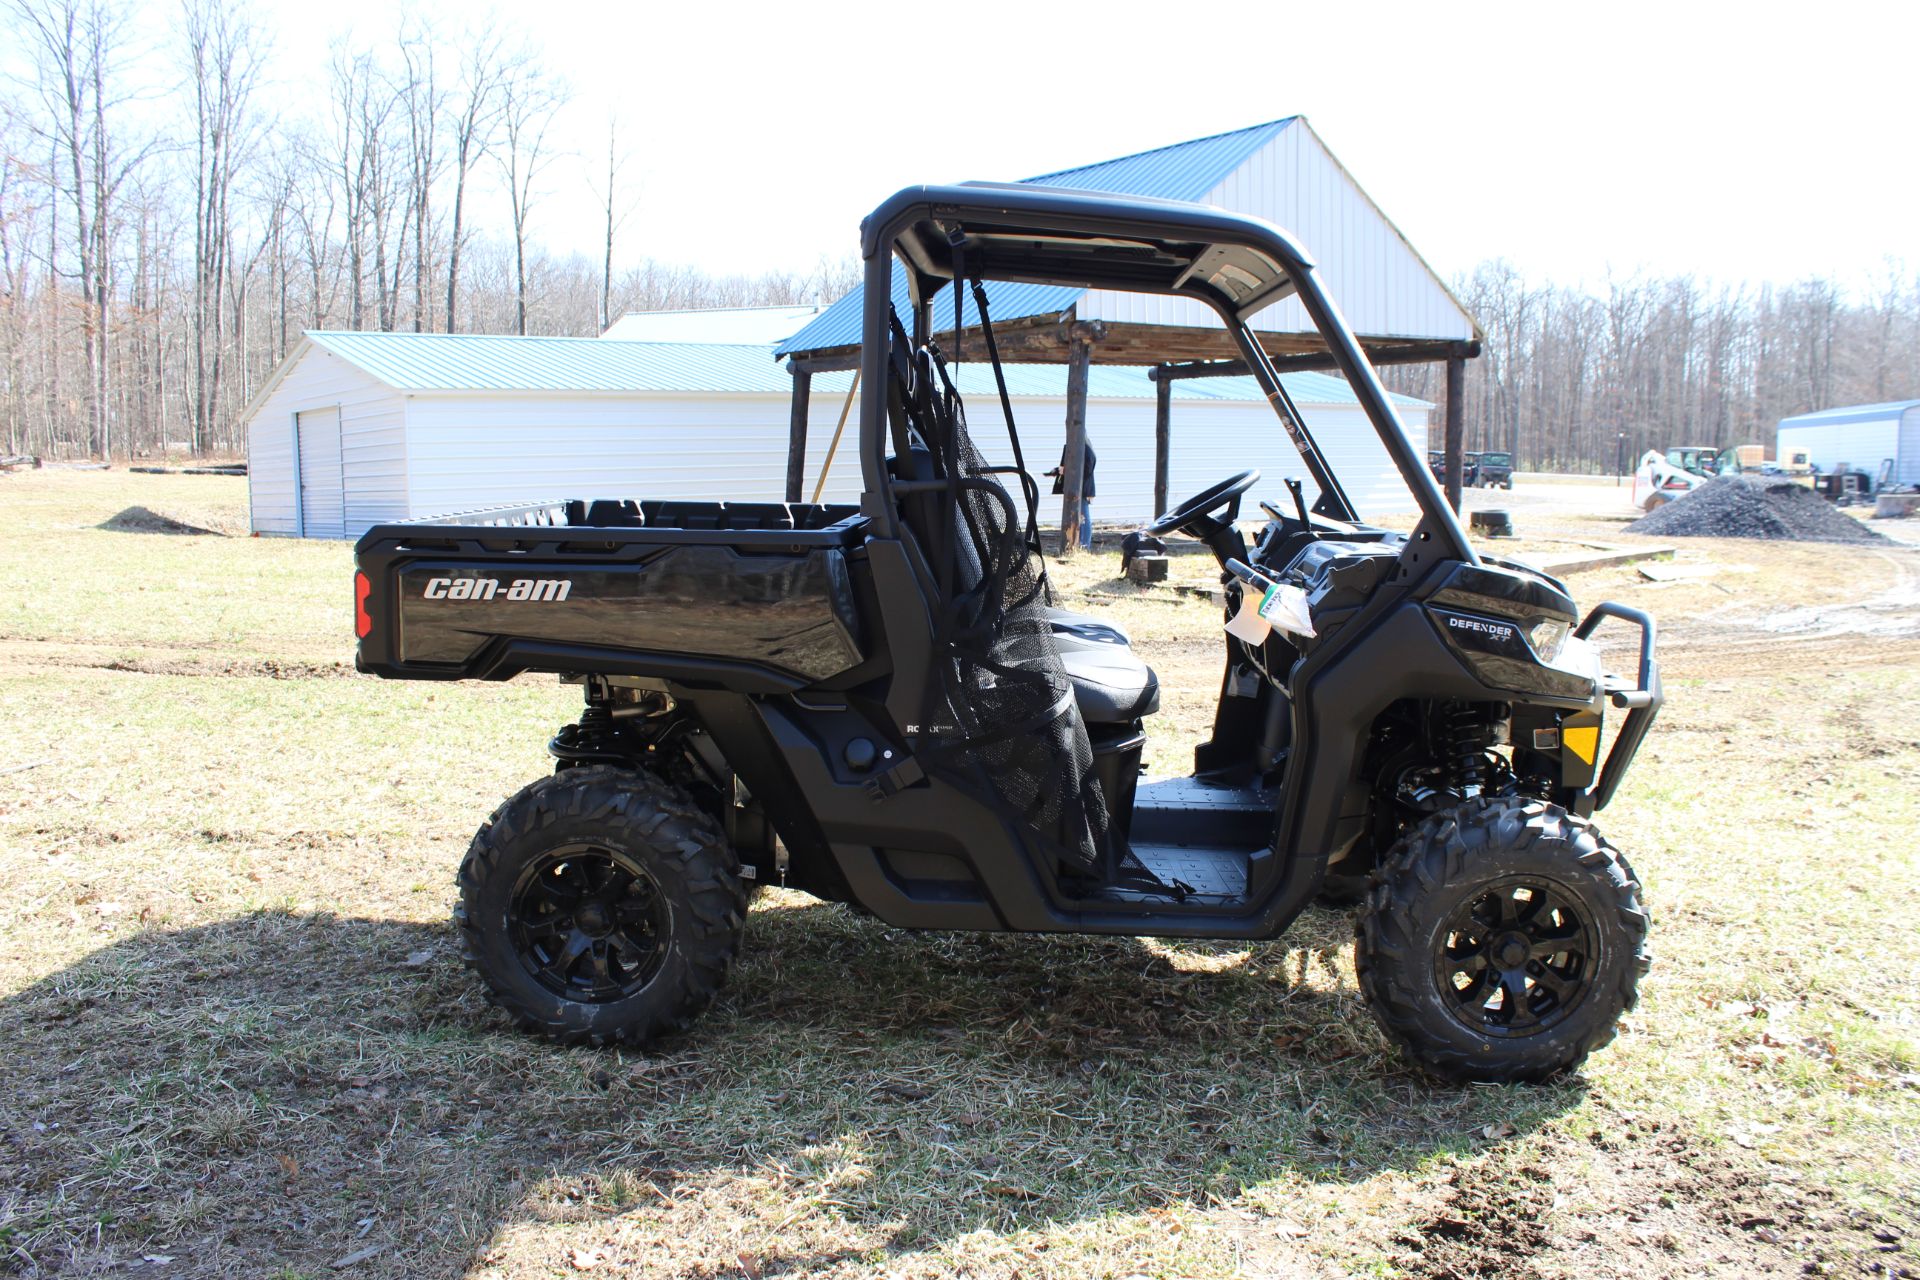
{"left": 98, "top": 505, "right": 225, "bottom": 536}
{"left": 1395, "top": 1125, "right": 1917, "bottom": 1280}
{"left": 1627, "top": 478, "right": 1887, "bottom": 544}
{"left": 92, "top": 654, "right": 360, "bottom": 680}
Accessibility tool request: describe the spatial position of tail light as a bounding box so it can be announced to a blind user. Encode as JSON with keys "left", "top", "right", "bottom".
{"left": 354, "top": 571, "right": 372, "bottom": 639}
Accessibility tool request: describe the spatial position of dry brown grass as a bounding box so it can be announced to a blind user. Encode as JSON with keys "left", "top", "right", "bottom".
{"left": 3, "top": 469, "right": 1919, "bottom": 1278}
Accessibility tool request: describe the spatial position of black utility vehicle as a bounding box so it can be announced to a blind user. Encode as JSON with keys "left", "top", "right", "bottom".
{"left": 1474, "top": 450, "right": 1515, "bottom": 489}
{"left": 354, "top": 185, "right": 1660, "bottom": 1083}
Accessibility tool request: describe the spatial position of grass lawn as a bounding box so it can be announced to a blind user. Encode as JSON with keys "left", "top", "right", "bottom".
{"left": 3, "top": 468, "right": 1918, "bottom": 1278}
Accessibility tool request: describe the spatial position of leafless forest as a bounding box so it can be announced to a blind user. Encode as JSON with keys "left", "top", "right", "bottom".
{"left": 2, "top": 0, "right": 1915, "bottom": 467}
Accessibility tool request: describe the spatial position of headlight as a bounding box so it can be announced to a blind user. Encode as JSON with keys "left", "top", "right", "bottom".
{"left": 1528, "top": 618, "right": 1569, "bottom": 663}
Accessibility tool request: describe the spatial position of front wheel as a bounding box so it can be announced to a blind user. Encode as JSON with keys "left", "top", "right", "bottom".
{"left": 455, "top": 765, "right": 747, "bottom": 1046}
{"left": 1355, "top": 798, "right": 1649, "bottom": 1084}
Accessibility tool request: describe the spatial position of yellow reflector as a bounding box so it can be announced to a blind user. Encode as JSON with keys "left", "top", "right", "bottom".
{"left": 1563, "top": 725, "right": 1600, "bottom": 765}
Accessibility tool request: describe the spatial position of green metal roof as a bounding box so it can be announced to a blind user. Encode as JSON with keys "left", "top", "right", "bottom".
{"left": 295, "top": 330, "right": 1425, "bottom": 408}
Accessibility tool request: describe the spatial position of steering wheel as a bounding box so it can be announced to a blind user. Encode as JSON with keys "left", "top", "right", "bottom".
{"left": 1146, "top": 469, "right": 1261, "bottom": 536}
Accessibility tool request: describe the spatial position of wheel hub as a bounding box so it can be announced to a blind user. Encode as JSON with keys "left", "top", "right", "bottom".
{"left": 508, "top": 844, "right": 669, "bottom": 1003}
{"left": 1492, "top": 933, "right": 1530, "bottom": 969}
{"left": 1434, "top": 878, "right": 1598, "bottom": 1038}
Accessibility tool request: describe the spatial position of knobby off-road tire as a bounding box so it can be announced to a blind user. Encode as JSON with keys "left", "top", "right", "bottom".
{"left": 456, "top": 765, "right": 747, "bottom": 1047}
{"left": 1355, "top": 797, "right": 1650, "bottom": 1084}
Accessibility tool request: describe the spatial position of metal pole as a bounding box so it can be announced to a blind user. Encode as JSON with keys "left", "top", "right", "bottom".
{"left": 1444, "top": 354, "right": 1465, "bottom": 514}
{"left": 784, "top": 368, "right": 812, "bottom": 503}
{"left": 1153, "top": 369, "right": 1171, "bottom": 518}
{"left": 1061, "top": 334, "right": 1090, "bottom": 556}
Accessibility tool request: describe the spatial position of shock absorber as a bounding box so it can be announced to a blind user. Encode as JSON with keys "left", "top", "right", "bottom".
{"left": 1442, "top": 702, "right": 1492, "bottom": 799}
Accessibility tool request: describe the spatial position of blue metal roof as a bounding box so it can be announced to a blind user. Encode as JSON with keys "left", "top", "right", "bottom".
{"left": 1025, "top": 118, "right": 1296, "bottom": 201}
{"left": 771, "top": 264, "right": 1081, "bottom": 362}
{"left": 297, "top": 330, "right": 1424, "bottom": 408}
{"left": 775, "top": 120, "right": 1300, "bottom": 359}
{"left": 1778, "top": 400, "right": 1920, "bottom": 429}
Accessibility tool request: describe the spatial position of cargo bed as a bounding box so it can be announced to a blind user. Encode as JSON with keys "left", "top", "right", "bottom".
{"left": 353, "top": 499, "right": 871, "bottom": 690}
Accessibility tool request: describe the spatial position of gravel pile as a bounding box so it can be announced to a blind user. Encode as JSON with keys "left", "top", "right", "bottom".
{"left": 1627, "top": 476, "right": 1887, "bottom": 544}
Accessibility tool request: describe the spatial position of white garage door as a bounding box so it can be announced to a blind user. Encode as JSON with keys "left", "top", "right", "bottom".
{"left": 296, "top": 407, "right": 344, "bottom": 539}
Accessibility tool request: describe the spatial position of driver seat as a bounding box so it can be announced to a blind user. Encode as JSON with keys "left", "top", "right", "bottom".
{"left": 887, "top": 443, "right": 1160, "bottom": 726}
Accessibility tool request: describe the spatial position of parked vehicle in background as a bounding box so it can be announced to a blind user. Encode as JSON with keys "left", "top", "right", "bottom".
{"left": 1473, "top": 450, "right": 1514, "bottom": 488}
{"left": 1431, "top": 450, "right": 1479, "bottom": 488}
{"left": 1664, "top": 445, "right": 1730, "bottom": 478}
{"left": 1634, "top": 449, "right": 1706, "bottom": 510}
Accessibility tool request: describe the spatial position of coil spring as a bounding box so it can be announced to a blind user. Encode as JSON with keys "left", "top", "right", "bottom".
{"left": 550, "top": 702, "right": 629, "bottom": 766}
{"left": 1443, "top": 703, "right": 1491, "bottom": 797}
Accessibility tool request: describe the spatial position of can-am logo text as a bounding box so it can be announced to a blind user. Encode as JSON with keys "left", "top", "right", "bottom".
{"left": 422, "top": 576, "right": 572, "bottom": 602}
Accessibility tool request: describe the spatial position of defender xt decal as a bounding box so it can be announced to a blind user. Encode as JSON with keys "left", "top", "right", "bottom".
{"left": 423, "top": 576, "right": 572, "bottom": 602}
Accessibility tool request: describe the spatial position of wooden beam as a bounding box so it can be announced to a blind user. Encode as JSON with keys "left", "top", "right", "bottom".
{"left": 785, "top": 368, "right": 812, "bottom": 503}
{"left": 1444, "top": 354, "right": 1465, "bottom": 515}
{"left": 1153, "top": 371, "right": 1171, "bottom": 518}
{"left": 1060, "top": 334, "right": 1091, "bottom": 556}
{"left": 785, "top": 352, "right": 861, "bottom": 375}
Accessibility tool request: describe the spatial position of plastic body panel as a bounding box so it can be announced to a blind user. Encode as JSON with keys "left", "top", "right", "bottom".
{"left": 354, "top": 502, "right": 869, "bottom": 687}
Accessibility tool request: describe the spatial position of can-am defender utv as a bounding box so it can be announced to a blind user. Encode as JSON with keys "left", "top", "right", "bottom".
{"left": 353, "top": 183, "right": 1661, "bottom": 1083}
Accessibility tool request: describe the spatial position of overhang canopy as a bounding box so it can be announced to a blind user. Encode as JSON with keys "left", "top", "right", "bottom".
{"left": 776, "top": 117, "right": 1481, "bottom": 371}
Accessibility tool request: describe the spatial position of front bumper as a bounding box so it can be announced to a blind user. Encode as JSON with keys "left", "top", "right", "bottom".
{"left": 1577, "top": 602, "right": 1662, "bottom": 811}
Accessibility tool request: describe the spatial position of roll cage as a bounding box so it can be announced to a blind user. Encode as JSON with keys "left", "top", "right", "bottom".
{"left": 852, "top": 182, "right": 1479, "bottom": 568}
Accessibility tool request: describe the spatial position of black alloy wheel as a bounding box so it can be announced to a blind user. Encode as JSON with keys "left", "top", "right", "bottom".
{"left": 510, "top": 844, "right": 671, "bottom": 1002}
{"left": 1433, "top": 877, "right": 1596, "bottom": 1037}
{"left": 456, "top": 765, "right": 747, "bottom": 1047}
{"left": 1356, "top": 797, "right": 1649, "bottom": 1084}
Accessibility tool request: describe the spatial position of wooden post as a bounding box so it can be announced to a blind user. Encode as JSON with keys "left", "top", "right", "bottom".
{"left": 1061, "top": 334, "right": 1091, "bottom": 556}
{"left": 1443, "top": 354, "right": 1465, "bottom": 514}
{"left": 1153, "top": 369, "right": 1171, "bottom": 518}
{"left": 785, "top": 367, "right": 812, "bottom": 503}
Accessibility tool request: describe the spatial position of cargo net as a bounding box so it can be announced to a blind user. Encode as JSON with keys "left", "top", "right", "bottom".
{"left": 887, "top": 315, "right": 1111, "bottom": 875}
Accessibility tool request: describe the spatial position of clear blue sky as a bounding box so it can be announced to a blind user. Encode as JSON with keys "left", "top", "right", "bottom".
{"left": 137, "top": 0, "right": 1920, "bottom": 293}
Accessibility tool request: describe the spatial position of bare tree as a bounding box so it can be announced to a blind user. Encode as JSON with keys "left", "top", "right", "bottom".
{"left": 394, "top": 20, "right": 441, "bottom": 333}
{"left": 495, "top": 66, "right": 560, "bottom": 336}
{"left": 590, "top": 113, "right": 636, "bottom": 333}
{"left": 10, "top": 0, "right": 148, "bottom": 459}
{"left": 441, "top": 31, "right": 514, "bottom": 333}
{"left": 184, "top": 0, "right": 263, "bottom": 454}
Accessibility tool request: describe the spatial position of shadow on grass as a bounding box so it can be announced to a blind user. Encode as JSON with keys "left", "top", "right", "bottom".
{"left": 1, "top": 901, "right": 1586, "bottom": 1276}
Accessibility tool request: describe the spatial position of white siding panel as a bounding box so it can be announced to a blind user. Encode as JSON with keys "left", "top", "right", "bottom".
{"left": 405, "top": 394, "right": 807, "bottom": 514}
{"left": 243, "top": 345, "right": 409, "bottom": 537}
{"left": 1899, "top": 408, "right": 1920, "bottom": 484}
{"left": 1777, "top": 419, "right": 1899, "bottom": 475}
{"left": 933, "top": 394, "right": 1422, "bottom": 525}
{"left": 401, "top": 388, "right": 1421, "bottom": 526}
{"left": 1078, "top": 125, "right": 1475, "bottom": 343}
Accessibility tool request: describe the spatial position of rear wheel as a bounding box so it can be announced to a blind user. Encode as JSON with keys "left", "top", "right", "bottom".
{"left": 1355, "top": 797, "right": 1649, "bottom": 1083}
{"left": 456, "top": 766, "right": 746, "bottom": 1046}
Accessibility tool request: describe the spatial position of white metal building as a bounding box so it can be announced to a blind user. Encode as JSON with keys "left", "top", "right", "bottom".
{"left": 1776, "top": 400, "right": 1920, "bottom": 483}
{"left": 241, "top": 331, "right": 1428, "bottom": 538}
